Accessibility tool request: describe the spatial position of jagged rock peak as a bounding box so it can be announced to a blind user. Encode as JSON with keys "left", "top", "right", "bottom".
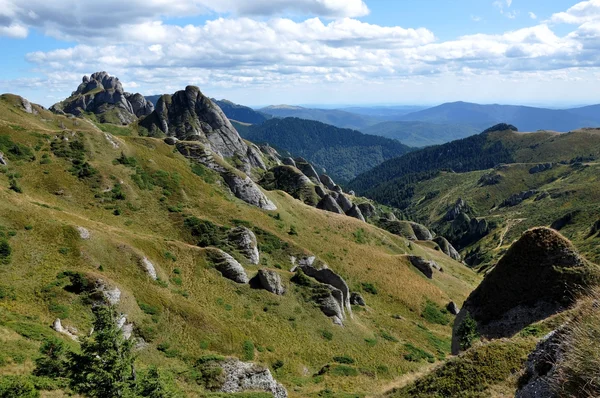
{"left": 141, "top": 86, "right": 266, "bottom": 173}
{"left": 451, "top": 227, "right": 596, "bottom": 354}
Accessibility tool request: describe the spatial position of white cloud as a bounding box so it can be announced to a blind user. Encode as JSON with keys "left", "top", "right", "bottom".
{"left": 529, "top": 12, "right": 537, "bottom": 20}
{"left": 551, "top": 0, "right": 600, "bottom": 24}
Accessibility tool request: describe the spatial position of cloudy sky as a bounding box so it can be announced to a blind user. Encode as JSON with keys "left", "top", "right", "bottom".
{"left": 1, "top": 0, "right": 600, "bottom": 107}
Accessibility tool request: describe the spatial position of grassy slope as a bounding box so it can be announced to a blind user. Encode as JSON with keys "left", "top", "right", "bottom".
{"left": 0, "top": 95, "right": 478, "bottom": 397}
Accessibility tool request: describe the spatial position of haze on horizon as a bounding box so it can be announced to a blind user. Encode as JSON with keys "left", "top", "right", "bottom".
{"left": 1, "top": 0, "right": 600, "bottom": 108}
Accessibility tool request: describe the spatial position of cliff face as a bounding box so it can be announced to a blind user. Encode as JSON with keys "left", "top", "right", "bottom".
{"left": 51, "top": 72, "right": 154, "bottom": 124}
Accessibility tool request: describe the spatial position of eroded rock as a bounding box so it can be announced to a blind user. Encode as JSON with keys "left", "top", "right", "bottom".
{"left": 140, "top": 257, "right": 158, "bottom": 280}
{"left": 346, "top": 205, "right": 365, "bottom": 222}
{"left": 350, "top": 292, "right": 366, "bottom": 306}
{"left": 408, "top": 256, "right": 442, "bottom": 279}
{"left": 222, "top": 172, "right": 277, "bottom": 211}
{"left": 210, "top": 249, "right": 249, "bottom": 284}
{"left": 228, "top": 227, "right": 260, "bottom": 265}
{"left": 256, "top": 269, "right": 285, "bottom": 295}
{"left": 317, "top": 195, "right": 344, "bottom": 214}
{"left": 434, "top": 236, "right": 461, "bottom": 261}
{"left": 218, "top": 358, "right": 288, "bottom": 398}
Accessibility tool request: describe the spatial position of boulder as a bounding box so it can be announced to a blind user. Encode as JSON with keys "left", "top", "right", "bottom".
{"left": 434, "top": 236, "right": 461, "bottom": 261}
{"left": 317, "top": 286, "right": 346, "bottom": 325}
{"left": 140, "top": 257, "right": 158, "bottom": 280}
{"left": 408, "top": 256, "right": 441, "bottom": 279}
{"left": 409, "top": 222, "right": 434, "bottom": 241}
{"left": 228, "top": 227, "right": 260, "bottom": 265}
{"left": 350, "top": 292, "right": 366, "bottom": 306}
{"left": 319, "top": 174, "right": 336, "bottom": 190}
{"left": 218, "top": 358, "right": 288, "bottom": 398}
{"left": 163, "top": 137, "right": 179, "bottom": 145}
{"left": 299, "top": 264, "right": 351, "bottom": 315}
{"left": 125, "top": 92, "right": 154, "bottom": 118}
{"left": 282, "top": 157, "right": 296, "bottom": 168}
{"left": 210, "top": 249, "right": 249, "bottom": 284}
{"left": 501, "top": 190, "right": 538, "bottom": 207}
{"left": 346, "top": 205, "right": 365, "bottom": 222}
{"left": 95, "top": 279, "right": 121, "bottom": 305}
{"left": 451, "top": 228, "right": 594, "bottom": 354}
{"left": 348, "top": 190, "right": 356, "bottom": 196}
{"left": 317, "top": 195, "right": 344, "bottom": 214}
{"left": 0, "top": 152, "right": 6, "bottom": 166}
{"left": 256, "top": 269, "right": 285, "bottom": 295}
{"left": 315, "top": 185, "right": 327, "bottom": 198}
{"left": 516, "top": 330, "right": 564, "bottom": 398}
{"left": 529, "top": 163, "right": 554, "bottom": 174}
{"left": 336, "top": 194, "right": 353, "bottom": 213}
{"left": 295, "top": 158, "right": 320, "bottom": 182}
{"left": 445, "top": 198, "right": 468, "bottom": 221}
{"left": 446, "top": 301, "right": 460, "bottom": 315}
{"left": 21, "top": 98, "right": 33, "bottom": 114}
{"left": 358, "top": 203, "right": 376, "bottom": 218}
{"left": 52, "top": 319, "right": 78, "bottom": 341}
{"left": 76, "top": 226, "right": 91, "bottom": 240}
{"left": 259, "top": 166, "right": 319, "bottom": 206}
{"left": 222, "top": 172, "right": 277, "bottom": 211}
{"left": 333, "top": 185, "right": 343, "bottom": 194}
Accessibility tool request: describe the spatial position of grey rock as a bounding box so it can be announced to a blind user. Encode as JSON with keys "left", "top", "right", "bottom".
{"left": 383, "top": 212, "right": 397, "bottom": 221}
{"left": 295, "top": 160, "right": 320, "bottom": 183}
{"left": 409, "top": 222, "right": 433, "bottom": 240}
{"left": 163, "top": 137, "right": 179, "bottom": 145}
{"left": 299, "top": 264, "right": 352, "bottom": 316}
{"left": 445, "top": 198, "right": 468, "bottom": 221}
{"left": 446, "top": 301, "right": 460, "bottom": 315}
{"left": 350, "top": 292, "right": 366, "bottom": 306}
{"left": 319, "top": 174, "right": 336, "bottom": 190}
{"left": 336, "top": 194, "right": 353, "bottom": 213}
{"left": 21, "top": 98, "right": 33, "bottom": 114}
{"left": 346, "top": 205, "right": 365, "bottom": 222}
{"left": 501, "top": 190, "right": 538, "bottom": 207}
{"left": 317, "top": 285, "right": 346, "bottom": 325}
{"left": 140, "top": 257, "right": 158, "bottom": 280}
{"left": 77, "top": 226, "right": 91, "bottom": 240}
{"left": 218, "top": 358, "right": 288, "bottom": 398}
{"left": 529, "top": 163, "right": 554, "bottom": 174}
{"left": 222, "top": 172, "right": 277, "bottom": 211}
{"left": 358, "top": 203, "right": 376, "bottom": 218}
{"left": 228, "top": 227, "right": 260, "bottom": 265}
{"left": 0, "top": 152, "right": 6, "bottom": 166}
{"left": 211, "top": 249, "right": 249, "bottom": 284}
{"left": 434, "top": 236, "right": 461, "bottom": 261}
{"left": 333, "top": 185, "right": 343, "bottom": 194}
{"left": 535, "top": 191, "right": 550, "bottom": 201}
{"left": 516, "top": 329, "right": 564, "bottom": 398}
{"left": 124, "top": 92, "right": 154, "bottom": 117}
{"left": 282, "top": 157, "right": 296, "bottom": 167}
{"left": 348, "top": 190, "right": 356, "bottom": 196}
{"left": 315, "top": 185, "right": 327, "bottom": 198}
{"left": 95, "top": 279, "right": 121, "bottom": 305}
{"left": 408, "top": 256, "right": 441, "bottom": 279}
{"left": 257, "top": 269, "right": 285, "bottom": 295}
{"left": 52, "top": 319, "right": 78, "bottom": 341}
{"left": 317, "top": 195, "right": 344, "bottom": 214}
{"left": 259, "top": 145, "right": 281, "bottom": 165}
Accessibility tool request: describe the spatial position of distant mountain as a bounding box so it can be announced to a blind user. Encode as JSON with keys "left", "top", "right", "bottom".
{"left": 362, "top": 121, "right": 480, "bottom": 147}
{"left": 260, "top": 105, "right": 381, "bottom": 130}
{"left": 237, "top": 117, "right": 413, "bottom": 183}
{"left": 399, "top": 101, "right": 600, "bottom": 132}
{"left": 340, "top": 105, "right": 427, "bottom": 119}
{"left": 145, "top": 95, "right": 162, "bottom": 107}
{"left": 213, "top": 99, "right": 270, "bottom": 124}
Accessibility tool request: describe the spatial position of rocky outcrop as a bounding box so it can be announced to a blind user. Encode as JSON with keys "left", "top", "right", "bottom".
{"left": 51, "top": 72, "right": 153, "bottom": 124}
{"left": 550, "top": 211, "right": 580, "bottom": 232}
{"left": 0, "top": 152, "right": 6, "bottom": 166}
{"left": 259, "top": 166, "right": 319, "bottom": 206}
{"left": 218, "top": 358, "right": 288, "bottom": 398}
{"left": 516, "top": 329, "right": 564, "bottom": 398}
{"left": 346, "top": 205, "right": 365, "bottom": 222}
{"left": 336, "top": 194, "right": 353, "bottom": 213}
{"left": 256, "top": 269, "right": 285, "bottom": 295}
{"left": 140, "top": 257, "right": 158, "bottom": 280}
{"left": 358, "top": 203, "right": 376, "bottom": 218}
{"left": 295, "top": 158, "right": 320, "bottom": 183}
{"left": 529, "top": 163, "right": 554, "bottom": 174}
{"left": 299, "top": 264, "right": 351, "bottom": 316}
{"left": 163, "top": 137, "right": 179, "bottom": 145}
{"left": 315, "top": 185, "right": 327, "bottom": 198}
{"left": 141, "top": 86, "right": 266, "bottom": 172}
{"left": 210, "top": 249, "right": 249, "bottom": 284}
{"left": 317, "top": 286, "right": 346, "bottom": 325}
{"left": 445, "top": 198, "right": 468, "bottom": 221}
{"left": 478, "top": 172, "right": 503, "bottom": 186}
{"left": 222, "top": 172, "right": 277, "bottom": 211}
{"left": 95, "top": 279, "right": 121, "bottom": 305}
{"left": 77, "top": 226, "right": 91, "bottom": 240}
{"left": 282, "top": 157, "right": 296, "bottom": 167}
{"left": 451, "top": 228, "right": 594, "bottom": 354}
{"left": 228, "top": 227, "right": 259, "bottom": 265}
{"left": 52, "top": 319, "right": 78, "bottom": 341}
{"left": 434, "top": 236, "right": 461, "bottom": 261}
{"left": 408, "top": 256, "right": 442, "bottom": 279}
{"left": 317, "top": 195, "right": 344, "bottom": 214}
{"left": 588, "top": 219, "right": 600, "bottom": 238}
{"left": 501, "top": 190, "right": 538, "bottom": 207}
{"left": 410, "top": 222, "right": 434, "bottom": 241}
{"left": 380, "top": 220, "right": 433, "bottom": 241}
{"left": 446, "top": 302, "right": 460, "bottom": 315}
{"left": 319, "top": 174, "right": 336, "bottom": 190}
{"left": 350, "top": 292, "right": 366, "bottom": 306}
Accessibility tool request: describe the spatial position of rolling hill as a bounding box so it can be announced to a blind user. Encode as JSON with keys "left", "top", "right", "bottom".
{"left": 213, "top": 99, "right": 271, "bottom": 124}
{"left": 362, "top": 121, "right": 480, "bottom": 147}
{"left": 260, "top": 105, "right": 381, "bottom": 130}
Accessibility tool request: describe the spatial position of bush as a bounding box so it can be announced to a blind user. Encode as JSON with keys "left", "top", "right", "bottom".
{"left": 361, "top": 282, "right": 378, "bottom": 295}
{"left": 0, "top": 376, "right": 39, "bottom": 398}
{"left": 456, "top": 312, "right": 479, "bottom": 351}
{"left": 184, "top": 217, "right": 224, "bottom": 247}
{"left": 0, "top": 239, "right": 11, "bottom": 263}
{"left": 330, "top": 365, "right": 359, "bottom": 377}
{"left": 34, "top": 338, "right": 68, "bottom": 377}
{"left": 320, "top": 330, "right": 334, "bottom": 341}
{"left": 138, "top": 302, "right": 160, "bottom": 316}
{"left": 288, "top": 225, "right": 298, "bottom": 236}
{"left": 422, "top": 300, "right": 450, "bottom": 326}
{"left": 380, "top": 331, "right": 399, "bottom": 343}
{"left": 242, "top": 340, "right": 255, "bottom": 361}
{"left": 403, "top": 343, "right": 435, "bottom": 363}
{"left": 333, "top": 355, "right": 355, "bottom": 364}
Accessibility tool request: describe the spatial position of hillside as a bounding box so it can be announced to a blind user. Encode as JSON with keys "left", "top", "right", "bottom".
{"left": 0, "top": 91, "right": 478, "bottom": 397}
{"left": 260, "top": 106, "right": 381, "bottom": 130}
{"left": 213, "top": 99, "right": 270, "bottom": 125}
{"left": 361, "top": 121, "right": 479, "bottom": 147}
{"left": 400, "top": 101, "right": 600, "bottom": 132}
{"left": 237, "top": 117, "right": 413, "bottom": 183}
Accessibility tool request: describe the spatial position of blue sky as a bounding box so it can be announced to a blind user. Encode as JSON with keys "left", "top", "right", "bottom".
{"left": 1, "top": 0, "right": 600, "bottom": 107}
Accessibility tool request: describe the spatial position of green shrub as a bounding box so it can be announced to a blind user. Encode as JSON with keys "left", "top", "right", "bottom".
{"left": 330, "top": 365, "right": 359, "bottom": 377}
{"left": 242, "top": 340, "right": 255, "bottom": 361}
{"left": 320, "top": 330, "right": 334, "bottom": 341}
{"left": 403, "top": 343, "right": 435, "bottom": 363}
{"left": 456, "top": 312, "right": 479, "bottom": 351}
{"left": 184, "top": 217, "right": 224, "bottom": 247}
{"left": 333, "top": 355, "right": 355, "bottom": 364}
{"left": 361, "top": 282, "right": 378, "bottom": 295}
{"left": 272, "top": 360, "right": 284, "bottom": 371}
{"left": 0, "top": 376, "right": 39, "bottom": 398}
{"left": 0, "top": 239, "right": 11, "bottom": 263}
{"left": 9, "top": 177, "right": 22, "bottom": 193}
{"left": 353, "top": 228, "right": 366, "bottom": 244}
{"left": 34, "top": 338, "right": 68, "bottom": 377}
{"left": 380, "top": 331, "right": 399, "bottom": 343}
{"left": 288, "top": 225, "right": 298, "bottom": 236}
{"left": 138, "top": 302, "right": 160, "bottom": 316}
{"left": 422, "top": 300, "right": 450, "bottom": 326}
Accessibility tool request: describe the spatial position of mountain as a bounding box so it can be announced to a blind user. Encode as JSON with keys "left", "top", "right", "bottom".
{"left": 400, "top": 101, "right": 600, "bottom": 132}
{"left": 340, "top": 105, "right": 427, "bottom": 119}
{"left": 362, "top": 121, "right": 480, "bottom": 147}
{"left": 260, "top": 105, "right": 381, "bottom": 130}
{"left": 0, "top": 79, "right": 478, "bottom": 397}
{"left": 237, "top": 117, "right": 413, "bottom": 183}
{"left": 212, "top": 99, "right": 270, "bottom": 124}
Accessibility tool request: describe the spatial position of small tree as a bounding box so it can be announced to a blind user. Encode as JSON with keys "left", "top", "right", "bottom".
{"left": 33, "top": 337, "right": 67, "bottom": 378}
{"left": 457, "top": 312, "right": 480, "bottom": 351}
{"left": 68, "top": 306, "right": 135, "bottom": 397}
{"left": 137, "top": 367, "right": 178, "bottom": 398}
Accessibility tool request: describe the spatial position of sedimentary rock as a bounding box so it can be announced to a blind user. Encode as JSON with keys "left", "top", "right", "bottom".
{"left": 445, "top": 198, "right": 468, "bottom": 221}
{"left": 222, "top": 172, "right": 277, "bottom": 211}
{"left": 77, "top": 226, "right": 91, "bottom": 240}
{"left": 228, "top": 227, "right": 260, "bottom": 265}
{"left": 336, "top": 194, "right": 353, "bottom": 213}
{"left": 408, "top": 256, "right": 441, "bottom": 279}
{"left": 350, "top": 292, "right": 366, "bottom": 306}
{"left": 346, "top": 205, "right": 365, "bottom": 222}
{"left": 317, "top": 195, "right": 344, "bottom": 214}
{"left": 217, "top": 358, "right": 288, "bottom": 397}
{"left": 210, "top": 249, "right": 249, "bottom": 284}
{"left": 257, "top": 269, "right": 285, "bottom": 295}
{"left": 446, "top": 301, "right": 460, "bottom": 315}
{"left": 319, "top": 174, "right": 336, "bottom": 190}
{"left": 358, "top": 203, "right": 376, "bottom": 218}
{"left": 434, "top": 236, "right": 461, "bottom": 261}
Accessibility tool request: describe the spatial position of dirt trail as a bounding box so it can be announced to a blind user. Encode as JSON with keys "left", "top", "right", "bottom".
{"left": 497, "top": 218, "right": 526, "bottom": 249}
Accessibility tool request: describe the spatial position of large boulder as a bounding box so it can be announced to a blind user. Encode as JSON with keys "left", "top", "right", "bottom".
{"left": 228, "top": 227, "right": 259, "bottom": 265}
{"left": 259, "top": 166, "right": 319, "bottom": 206}
{"left": 408, "top": 256, "right": 442, "bottom": 279}
{"left": 316, "top": 285, "right": 346, "bottom": 325}
{"left": 445, "top": 198, "right": 468, "bottom": 221}
{"left": 256, "top": 269, "right": 285, "bottom": 295}
{"left": 350, "top": 292, "right": 366, "bottom": 306}
{"left": 358, "top": 203, "right": 376, "bottom": 218}
{"left": 346, "top": 205, "right": 365, "bottom": 222}
{"left": 336, "top": 194, "right": 353, "bottom": 213}
{"left": 217, "top": 358, "right": 288, "bottom": 398}
{"left": 51, "top": 72, "right": 153, "bottom": 124}
{"left": 299, "top": 264, "right": 351, "bottom": 316}
{"left": 222, "top": 172, "right": 277, "bottom": 211}
{"left": 141, "top": 86, "right": 265, "bottom": 172}
{"left": 294, "top": 158, "right": 320, "bottom": 183}
{"left": 501, "top": 190, "right": 538, "bottom": 207}
{"left": 380, "top": 220, "right": 433, "bottom": 241}
{"left": 516, "top": 329, "right": 564, "bottom": 398}
{"left": 434, "top": 236, "right": 461, "bottom": 261}
{"left": 210, "top": 249, "right": 249, "bottom": 284}
{"left": 451, "top": 228, "right": 595, "bottom": 354}
{"left": 319, "top": 174, "right": 336, "bottom": 190}
{"left": 317, "top": 195, "right": 344, "bottom": 214}
{"left": 409, "top": 222, "right": 434, "bottom": 241}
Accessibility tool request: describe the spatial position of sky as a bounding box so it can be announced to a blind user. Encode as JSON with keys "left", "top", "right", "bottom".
{"left": 1, "top": 0, "right": 600, "bottom": 108}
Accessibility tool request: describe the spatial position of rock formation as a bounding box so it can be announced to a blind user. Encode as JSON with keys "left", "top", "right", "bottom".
{"left": 350, "top": 292, "right": 366, "bottom": 306}
{"left": 346, "top": 205, "right": 365, "bottom": 222}
{"left": 358, "top": 203, "right": 376, "bottom": 218}
{"left": 77, "top": 226, "right": 91, "bottom": 240}
{"left": 445, "top": 198, "right": 468, "bottom": 221}
{"left": 259, "top": 166, "right": 319, "bottom": 206}
{"left": 501, "top": 190, "right": 538, "bottom": 207}
{"left": 256, "top": 269, "right": 285, "bottom": 295}
{"left": 529, "top": 163, "right": 554, "bottom": 174}
{"left": 217, "top": 358, "right": 288, "bottom": 397}
{"left": 210, "top": 249, "right": 249, "bottom": 284}
{"left": 446, "top": 301, "right": 460, "bottom": 315}
{"left": 408, "top": 256, "right": 442, "bottom": 279}
{"left": 317, "top": 195, "right": 344, "bottom": 214}
{"left": 228, "top": 227, "right": 260, "bottom": 265}
{"left": 336, "top": 194, "right": 353, "bottom": 213}
{"left": 298, "top": 263, "right": 352, "bottom": 316}
{"left": 319, "top": 174, "right": 336, "bottom": 190}
{"left": 140, "top": 257, "right": 158, "bottom": 280}
{"left": 434, "top": 236, "right": 461, "bottom": 261}
{"left": 294, "top": 158, "right": 320, "bottom": 183}
{"left": 51, "top": 72, "right": 153, "bottom": 124}
{"left": 516, "top": 329, "right": 564, "bottom": 398}
{"left": 451, "top": 227, "right": 595, "bottom": 354}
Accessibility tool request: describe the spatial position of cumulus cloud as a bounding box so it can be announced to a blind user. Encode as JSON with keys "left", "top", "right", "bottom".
{"left": 551, "top": 0, "right": 600, "bottom": 24}
{"left": 529, "top": 12, "right": 537, "bottom": 20}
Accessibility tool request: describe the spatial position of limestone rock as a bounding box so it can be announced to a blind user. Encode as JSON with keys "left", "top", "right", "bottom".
{"left": 163, "top": 137, "right": 179, "bottom": 145}
{"left": 451, "top": 227, "right": 594, "bottom": 354}
{"left": 529, "top": 163, "right": 554, "bottom": 174}
{"left": 446, "top": 301, "right": 460, "bottom": 315}
{"left": 319, "top": 174, "right": 336, "bottom": 190}
{"left": 358, "top": 203, "right": 376, "bottom": 218}
{"left": 501, "top": 190, "right": 538, "bottom": 207}
{"left": 434, "top": 236, "right": 461, "bottom": 261}
{"left": 317, "top": 285, "right": 346, "bottom": 325}
{"left": 223, "top": 172, "right": 277, "bottom": 211}
{"left": 77, "top": 226, "right": 91, "bottom": 240}
{"left": 295, "top": 159, "right": 320, "bottom": 184}
{"left": 95, "top": 279, "right": 121, "bottom": 305}
{"left": 409, "top": 222, "right": 434, "bottom": 240}
{"left": 259, "top": 166, "right": 319, "bottom": 206}
{"left": 346, "top": 205, "right": 365, "bottom": 222}
{"left": 282, "top": 157, "right": 296, "bottom": 167}
{"left": 317, "top": 195, "right": 344, "bottom": 214}
{"left": 228, "top": 227, "right": 260, "bottom": 265}
{"left": 257, "top": 269, "right": 285, "bottom": 295}
{"left": 350, "top": 292, "right": 366, "bottom": 306}
{"left": 336, "top": 194, "right": 353, "bottom": 213}
{"left": 445, "top": 198, "right": 468, "bottom": 221}
{"left": 408, "top": 256, "right": 441, "bottom": 279}
{"left": 315, "top": 185, "right": 327, "bottom": 198}
{"left": 210, "top": 249, "right": 249, "bottom": 284}
{"left": 299, "top": 264, "right": 351, "bottom": 315}
{"left": 140, "top": 257, "right": 158, "bottom": 280}
{"left": 52, "top": 319, "right": 78, "bottom": 341}
{"left": 218, "top": 358, "right": 288, "bottom": 398}
{"left": 0, "top": 152, "right": 6, "bottom": 166}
